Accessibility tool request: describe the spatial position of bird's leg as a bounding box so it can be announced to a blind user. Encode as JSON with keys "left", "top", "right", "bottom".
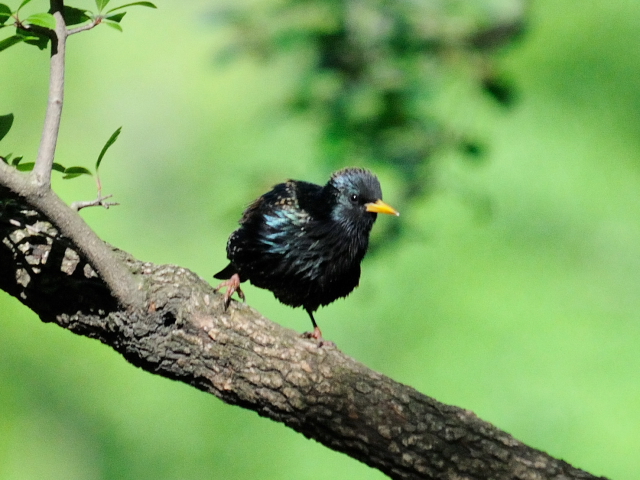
{"left": 302, "top": 309, "right": 323, "bottom": 341}
{"left": 309, "top": 326, "right": 323, "bottom": 340}
{"left": 214, "top": 273, "right": 245, "bottom": 309}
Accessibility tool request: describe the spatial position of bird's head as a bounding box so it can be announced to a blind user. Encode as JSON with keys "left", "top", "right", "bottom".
{"left": 326, "top": 168, "right": 399, "bottom": 232}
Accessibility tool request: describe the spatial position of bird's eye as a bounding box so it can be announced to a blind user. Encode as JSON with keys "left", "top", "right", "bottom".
{"left": 349, "top": 194, "right": 359, "bottom": 203}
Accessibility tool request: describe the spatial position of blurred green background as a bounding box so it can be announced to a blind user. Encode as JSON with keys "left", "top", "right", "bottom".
{"left": 1, "top": 0, "right": 640, "bottom": 479}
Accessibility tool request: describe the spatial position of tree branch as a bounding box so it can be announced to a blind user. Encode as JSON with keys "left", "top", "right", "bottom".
{"left": 0, "top": 2, "right": 609, "bottom": 477}
{"left": 31, "top": 0, "right": 67, "bottom": 189}
{"left": 67, "top": 17, "right": 101, "bottom": 36}
{"left": 0, "top": 186, "right": 608, "bottom": 480}
{"left": 70, "top": 193, "right": 118, "bottom": 211}
{"left": 0, "top": 164, "right": 143, "bottom": 307}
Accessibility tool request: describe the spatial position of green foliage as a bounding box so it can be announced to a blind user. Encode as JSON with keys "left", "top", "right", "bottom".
{"left": 15, "top": 161, "right": 34, "bottom": 171}
{"left": 94, "top": 0, "right": 156, "bottom": 32}
{"left": 214, "top": 0, "right": 525, "bottom": 208}
{"left": 16, "top": 0, "right": 32, "bottom": 11}
{"left": 89, "top": 0, "right": 157, "bottom": 20}
{"left": 52, "top": 126, "right": 123, "bottom": 182}
{"left": 62, "top": 165, "right": 92, "bottom": 179}
{"left": 103, "top": 17, "right": 122, "bottom": 31}
{"left": 99, "top": 1, "right": 155, "bottom": 32}
{"left": 3, "top": 157, "right": 97, "bottom": 178}
{"left": 107, "top": 2, "right": 157, "bottom": 13}
{"left": 0, "top": 1, "right": 55, "bottom": 52}
{"left": 24, "top": 12, "right": 54, "bottom": 29}
{"left": 0, "top": 1, "right": 149, "bottom": 198}
{"left": 95, "top": 0, "right": 110, "bottom": 12}
{"left": 94, "top": 0, "right": 157, "bottom": 31}
{"left": 51, "top": 162, "right": 65, "bottom": 173}
{"left": 0, "top": 0, "right": 156, "bottom": 50}
{"left": 0, "top": 110, "right": 120, "bottom": 185}
{"left": 0, "top": 4, "right": 11, "bottom": 25}
{"left": 2, "top": 2, "right": 640, "bottom": 480}
{"left": 63, "top": 6, "right": 90, "bottom": 26}
{"left": 0, "top": 1, "right": 54, "bottom": 51}
{"left": 16, "top": 26, "right": 49, "bottom": 49}
{"left": 0, "top": 113, "right": 17, "bottom": 165}
{"left": 0, "top": 34, "right": 20, "bottom": 51}
{"left": 96, "top": 126, "right": 121, "bottom": 173}
{"left": 105, "top": 11, "right": 125, "bottom": 23}
{"left": 9, "top": 155, "right": 24, "bottom": 165}
{"left": 0, "top": 112, "right": 13, "bottom": 142}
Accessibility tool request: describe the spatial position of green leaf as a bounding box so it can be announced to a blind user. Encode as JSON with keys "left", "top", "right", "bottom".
{"left": 63, "top": 166, "right": 93, "bottom": 179}
{"left": 106, "top": 2, "right": 156, "bottom": 13}
{"left": 95, "top": 0, "right": 110, "bottom": 12}
{"left": 52, "top": 162, "right": 66, "bottom": 172}
{"left": 105, "top": 11, "right": 125, "bottom": 23}
{"left": 17, "top": 0, "right": 32, "bottom": 12}
{"left": 103, "top": 19, "right": 122, "bottom": 31}
{"left": 11, "top": 155, "right": 23, "bottom": 165}
{"left": 17, "top": 28, "right": 49, "bottom": 50}
{"left": 16, "top": 161, "right": 34, "bottom": 171}
{"left": 63, "top": 6, "right": 90, "bottom": 26}
{"left": 2, "top": 153, "right": 12, "bottom": 162}
{"left": 1, "top": 155, "right": 8, "bottom": 164}
{"left": 0, "top": 35, "right": 23, "bottom": 53}
{"left": 0, "top": 113, "right": 13, "bottom": 142}
{"left": 0, "top": 4, "right": 11, "bottom": 26}
{"left": 25, "top": 13, "right": 56, "bottom": 30}
{"left": 96, "top": 126, "right": 121, "bottom": 171}
{"left": 23, "top": 34, "right": 49, "bottom": 50}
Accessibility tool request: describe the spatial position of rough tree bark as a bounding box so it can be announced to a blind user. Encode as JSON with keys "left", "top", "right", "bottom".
{"left": 0, "top": 2, "right": 608, "bottom": 479}
{"left": 0, "top": 185, "right": 608, "bottom": 480}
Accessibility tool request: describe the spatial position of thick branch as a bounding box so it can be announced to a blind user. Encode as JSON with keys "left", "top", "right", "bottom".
{"left": 0, "top": 188, "right": 608, "bottom": 480}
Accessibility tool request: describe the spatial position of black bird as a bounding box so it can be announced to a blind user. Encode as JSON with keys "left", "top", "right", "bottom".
{"left": 214, "top": 167, "right": 399, "bottom": 339}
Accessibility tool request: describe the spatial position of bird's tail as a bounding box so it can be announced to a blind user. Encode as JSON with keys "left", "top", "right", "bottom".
{"left": 213, "top": 263, "right": 236, "bottom": 279}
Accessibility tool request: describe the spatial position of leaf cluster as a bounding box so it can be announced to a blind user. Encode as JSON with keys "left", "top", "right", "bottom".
{"left": 1, "top": 0, "right": 153, "bottom": 199}
{"left": 1, "top": 113, "right": 121, "bottom": 185}
{"left": 0, "top": 0, "right": 156, "bottom": 52}
{"left": 91, "top": 0, "right": 157, "bottom": 32}
{"left": 0, "top": 0, "right": 52, "bottom": 50}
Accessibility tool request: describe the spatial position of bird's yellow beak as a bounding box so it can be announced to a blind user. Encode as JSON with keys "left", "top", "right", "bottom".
{"left": 365, "top": 199, "right": 400, "bottom": 216}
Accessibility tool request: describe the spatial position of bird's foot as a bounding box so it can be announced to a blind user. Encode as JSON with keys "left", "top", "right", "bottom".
{"left": 214, "top": 273, "right": 245, "bottom": 309}
{"left": 301, "top": 326, "right": 335, "bottom": 347}
{"left": 302, "top": 326, "right": 323, "bottom": 340}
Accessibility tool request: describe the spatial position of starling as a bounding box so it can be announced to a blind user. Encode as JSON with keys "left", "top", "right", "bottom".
{"left": 214, "top": 167, "right": 399, "bottom": 339}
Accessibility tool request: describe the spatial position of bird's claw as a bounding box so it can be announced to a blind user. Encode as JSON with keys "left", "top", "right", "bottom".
{"left": 301, "top": 330, "right": 335, "bottom": 348}
{"left": 302, "top": 326, "right": 334, "bottom": 347}
{"left": 214, "top": 273, "right": 245, "bottom": 309}
{"left": 302, "top": 325, "right": 322, "bottom": 340}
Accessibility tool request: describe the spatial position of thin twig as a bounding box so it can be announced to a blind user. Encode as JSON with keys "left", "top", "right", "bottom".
{"left": 68, "top": 17, "right": 102, "bottom": 36}
{"left": 71, "top": 194, "right": 119, "bottom": 211}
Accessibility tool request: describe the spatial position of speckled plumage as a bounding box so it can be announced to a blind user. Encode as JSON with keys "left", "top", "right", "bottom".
{"left": 214, "top": 167, "right": 398, "bottom": 338}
